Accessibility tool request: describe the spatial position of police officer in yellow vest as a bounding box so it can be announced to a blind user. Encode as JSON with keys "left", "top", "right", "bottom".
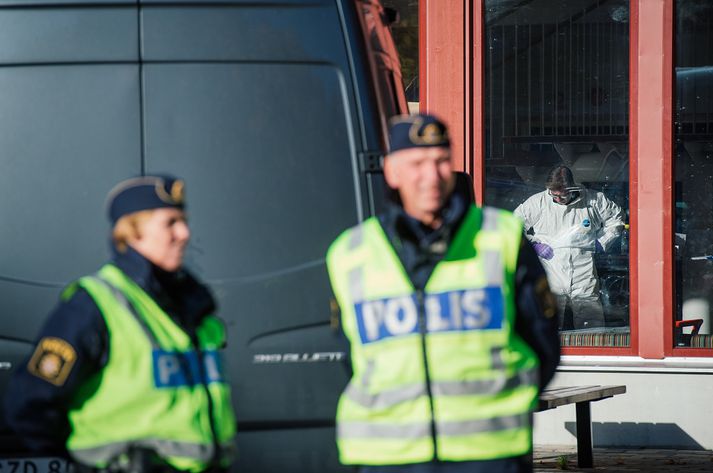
{"left": 326, "top": 114, "right": 560, "bottom": 473}
{"left": 5, "top": 176, "right": 236, "bottom": 472}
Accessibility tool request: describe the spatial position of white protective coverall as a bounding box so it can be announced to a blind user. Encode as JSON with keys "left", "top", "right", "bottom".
{"left": 514, "top": 188, "right": 624, "bottom": 329}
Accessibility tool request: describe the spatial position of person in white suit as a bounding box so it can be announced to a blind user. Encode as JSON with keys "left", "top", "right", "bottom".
{"left": 514, "top": 166, "right": 624, "bottom": 329}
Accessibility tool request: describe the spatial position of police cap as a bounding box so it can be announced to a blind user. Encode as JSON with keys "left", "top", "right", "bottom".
{"left": 387, "top": 113, "right": 450, "bottom": 154}
{"left": 107, "top": 175, "right": 185, "bottom": 224}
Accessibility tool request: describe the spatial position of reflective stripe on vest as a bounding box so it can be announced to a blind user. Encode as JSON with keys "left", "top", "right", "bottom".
{"left": 65, "top": 265, "right": 236, "bottom": 471}
{"left": 70, "top": 438, "right": 235, "bottom": 466}
{"left": 327, "top": 206, "right": 539, "bottom": 465}
{"left": 338, "top": 412, "right": 530, "bottom": 439}
{"left": 88, "top": 275, "right": 160, "bottom": 347}
{"left": 343, "top": 368, "right": 537, "bottom": 409}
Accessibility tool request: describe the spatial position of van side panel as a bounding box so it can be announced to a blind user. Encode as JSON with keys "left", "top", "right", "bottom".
{"left": 141, "top": 5, "right": 361, "bottom": 471}
{"left": 0, "top": 1, "right": 376, "bottom": 471}
{"left": 0, "top": 3, "right": 142, "bottom": 446}
{"left": 141, "top": 4, "right": 359, "bottom": 471}
{"left": 0, "top": 8, "right": 137, "bottom": 62}
{"left": 142, "top": 6, "right": 342, "bottom": 62}
{"left": 0, "top": 11, "right": 141, "bottom": 338}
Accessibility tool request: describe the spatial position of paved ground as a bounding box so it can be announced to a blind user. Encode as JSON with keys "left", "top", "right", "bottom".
{"left": 534, "top": 446, "right": 713, "bottom": 472}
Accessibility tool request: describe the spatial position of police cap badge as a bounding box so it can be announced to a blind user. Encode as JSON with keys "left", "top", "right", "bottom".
{"left": 387, "top": 113, "right": 450, "bottom": 154}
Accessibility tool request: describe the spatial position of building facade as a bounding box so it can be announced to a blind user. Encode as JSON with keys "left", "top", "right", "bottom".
{"left": 410, "top": 0, "right": 713, "bottom": 450}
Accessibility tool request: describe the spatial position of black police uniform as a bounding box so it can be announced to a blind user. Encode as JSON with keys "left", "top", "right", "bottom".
{"left": 353, "top": 189, "right": 560, "bottom": 473}
{"left": 4, "top": 246, "right": 216, "bottom": 457}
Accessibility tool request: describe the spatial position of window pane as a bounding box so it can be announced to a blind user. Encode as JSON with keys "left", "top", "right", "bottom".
{"left": 359, "top": 1, "right": 408, "bottom": 119}
{"left": 674, "top": 1, "right": 713, "bottom": 349}
{"left": 384, "top": 0, "right": 419, "bottom": 110}
{"left": 484, "top": 0, "right": 630, "bottom": 348}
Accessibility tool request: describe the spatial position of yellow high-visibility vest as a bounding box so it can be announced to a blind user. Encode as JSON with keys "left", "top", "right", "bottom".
{"left": 327, "top": 206, "right": 539, "bottom": 465}
{"left": 64, "top": 264, "right": 236, "bottom": 472}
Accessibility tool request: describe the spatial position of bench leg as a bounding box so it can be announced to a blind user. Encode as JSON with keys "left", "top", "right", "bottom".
{"left": 575, "top": 401, "right": 594, "bottom": 468}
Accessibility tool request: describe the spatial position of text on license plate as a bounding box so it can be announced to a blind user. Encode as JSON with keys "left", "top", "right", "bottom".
{"left": 0, "top": 459, "right": 69, "bottom": 473}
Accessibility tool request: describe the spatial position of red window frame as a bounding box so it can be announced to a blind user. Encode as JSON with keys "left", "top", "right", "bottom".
{"left": 666, "top": 0, "right": 713, "bottom": 357}
{"left": 419, "top": 0, "right": 713, "bottom": 357}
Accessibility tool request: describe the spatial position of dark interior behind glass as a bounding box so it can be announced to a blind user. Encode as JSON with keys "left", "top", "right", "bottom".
{"left": 674, "top": 0, "right": 713, "bottom": 348}
{"left": 484, "top": 0, "right": 630, "bottom": 347}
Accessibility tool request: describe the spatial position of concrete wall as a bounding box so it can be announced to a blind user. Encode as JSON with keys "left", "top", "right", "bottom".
{"left": 534, "top": 368, "right": 713, "bottom": 450}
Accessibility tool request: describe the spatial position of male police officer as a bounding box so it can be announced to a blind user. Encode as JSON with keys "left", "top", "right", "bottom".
{"left": 5, "top": 176, "right": 236, "bottom": 472}
{"left": 326, "top": 114, "right": 560, "bottom": 473}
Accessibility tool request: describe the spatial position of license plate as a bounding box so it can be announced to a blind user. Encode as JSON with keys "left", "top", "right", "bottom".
{"left": 0, "top": 458, "right": 69, "bottom": 473}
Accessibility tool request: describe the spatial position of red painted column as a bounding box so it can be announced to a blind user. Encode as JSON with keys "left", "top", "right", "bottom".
{"left": 420, "top": 0, "right": 466, "bottom": 173}
{"left": 420, "top": 0, "right": 484, "bottom": 203}
{"left": 631, "top": 0, "right": 674, "bottom": 358}
{"left": 471, "top": 0, "right": 485, "bottom": 204}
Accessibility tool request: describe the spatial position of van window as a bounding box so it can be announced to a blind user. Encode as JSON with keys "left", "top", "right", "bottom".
{"left": 357, "top": 0, "right": 409, "bottom": 121}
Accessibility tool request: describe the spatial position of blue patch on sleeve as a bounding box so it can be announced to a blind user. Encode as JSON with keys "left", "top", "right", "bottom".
{"left": 152, "top": 349, "right": 225, "bottom": 388}
{"left": 354, "top": 287, "right": 504, "bottom": 344}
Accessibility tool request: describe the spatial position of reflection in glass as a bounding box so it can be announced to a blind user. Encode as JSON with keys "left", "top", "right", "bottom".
{"left": 384, "top": 0, "right": 419, "bottom": 104}
{"left": 484, "top": 0, "right": 630, "bottom": 347}
{"left": 359, "top": 1, "right": 408, "bottom": 119}
{"left": 674, "top": 1, "right": 713, "bottom": 349}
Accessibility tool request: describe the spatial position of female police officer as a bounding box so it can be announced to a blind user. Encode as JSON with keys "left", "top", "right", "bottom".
{"left": 5, "top": 176, "right": 236, "bottom": 473}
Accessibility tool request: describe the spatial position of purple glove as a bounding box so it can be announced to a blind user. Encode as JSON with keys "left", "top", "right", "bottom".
{"left": 532, "top": 242, "right": 554, "bottom": 260}
{"left": 595, "top": 240, "right": 604, "bottom": 253}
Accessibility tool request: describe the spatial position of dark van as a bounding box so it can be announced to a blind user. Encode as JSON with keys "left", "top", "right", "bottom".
{"left": 0, "top": 1, "right": 407, "bottom": 472}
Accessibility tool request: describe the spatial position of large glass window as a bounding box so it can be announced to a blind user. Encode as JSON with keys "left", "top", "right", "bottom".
{"left": 674, "top": 1, "right": 713, "bottom": 349}
{"left": 484, "top": 0, "right": 630, "bottom": 347}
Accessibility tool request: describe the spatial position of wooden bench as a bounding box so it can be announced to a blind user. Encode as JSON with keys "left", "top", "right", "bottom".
{"left": 537, "top": 385, "right": 627, "bottom": 468}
